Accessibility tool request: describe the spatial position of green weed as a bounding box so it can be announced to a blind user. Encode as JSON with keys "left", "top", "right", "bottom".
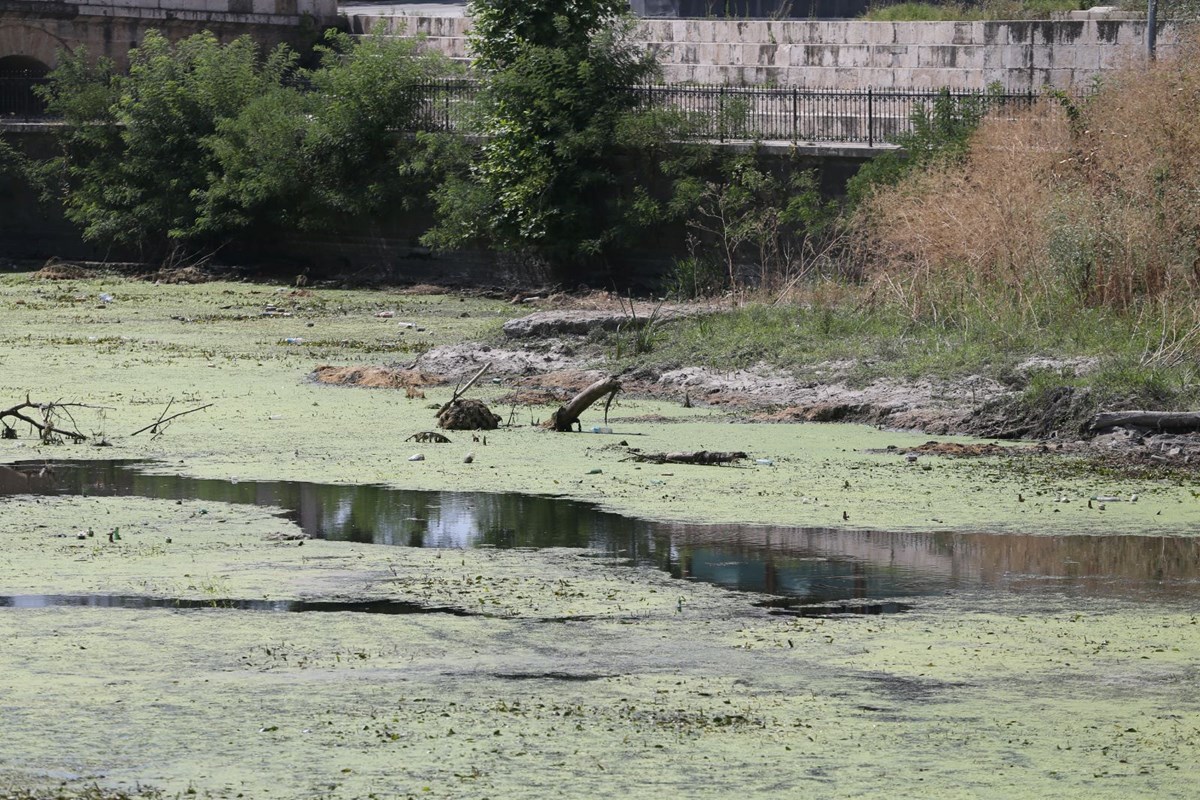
{"left": 862, "top": 0, "right": 1081, "bottom": 21}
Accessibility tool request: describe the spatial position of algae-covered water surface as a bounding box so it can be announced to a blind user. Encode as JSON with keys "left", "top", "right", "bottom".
{"left": 1, "top": 274, "right": 1198, "bottom": 799}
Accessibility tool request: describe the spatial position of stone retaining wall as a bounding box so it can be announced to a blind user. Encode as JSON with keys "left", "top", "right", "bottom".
{"left": 346, "top": 12, "right": 1180, "bottom": 90}
{"left": 0, "top": 0, "right": 337, "bottom": 68}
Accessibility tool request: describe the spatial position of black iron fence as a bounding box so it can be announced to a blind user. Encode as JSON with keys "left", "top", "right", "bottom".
{"left": 2, "top": 71, "right": 1069, "bottom": 147}
{"left": 402, "top": 81, "right": 1068, "bottom": 147}
{"left": 637, "top": 84, "right": 1056, "bottom": 146}
{"left": 401, "top": 78, "right": 479, "bottom": 133}
{"left": 0, "top": 70, "right": 49, "bottom": 121}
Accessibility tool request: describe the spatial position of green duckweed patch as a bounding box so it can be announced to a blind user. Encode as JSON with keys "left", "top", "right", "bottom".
{"left": 1, "top": 584, "right": 1197, "bottom": 798}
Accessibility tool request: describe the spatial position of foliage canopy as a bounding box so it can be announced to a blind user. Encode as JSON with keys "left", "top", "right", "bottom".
{"left": 40, "top": 27, "right": 458, "bottom": 261}
{"left": 423, "top": 0, "right": 660, "bottom": 276}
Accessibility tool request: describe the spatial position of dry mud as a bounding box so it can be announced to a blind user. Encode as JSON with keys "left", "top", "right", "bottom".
{"left": 0, "top": 273, "right": 1198, "bottom": 799}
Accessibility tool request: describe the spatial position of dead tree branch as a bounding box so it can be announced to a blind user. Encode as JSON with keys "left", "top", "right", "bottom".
{"left": 437, "top": 363, "right": 491, "bottom": 418}
{"left": 1, "top": 394, "right": 100, "bottom": 442}
{"left": 130, "top": 403, "right": 213, "bottom": 437}
{"left": 546, "top": 377, "right": 622, "bottom": 432}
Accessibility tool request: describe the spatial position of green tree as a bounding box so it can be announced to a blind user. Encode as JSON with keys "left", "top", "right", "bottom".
{"left": 424, "top": 0, "right": 660, "bottom": 275}
{"left": 665, "top": 149, "right": 840, "bottom": 294}
{"left": 303, "top": 30, "right": 457, "bottom": 220}
{"left": 41, "top": 31, "right": 292, "bottom": 259}
{"left": 197, "top": 28, "right": 461, "bottom": 236}
{"left": 41, "top": 27, "right": 458, "bottom": 262}
{"left": 0, "top": 138, "right": 29, "bottom": 181}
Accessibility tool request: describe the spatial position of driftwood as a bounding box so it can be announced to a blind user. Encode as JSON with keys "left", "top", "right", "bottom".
{"left": 1, "top": 395, "right": 100, "bottom": 442}
{"left": 1090, "top": 411, "right": 1200, "bottom": 433}
{"left": 623, "top": 449, "right": 748, "bottom": 466}
{"left": 547, "top": 376, "right": 621, "bottom": 432}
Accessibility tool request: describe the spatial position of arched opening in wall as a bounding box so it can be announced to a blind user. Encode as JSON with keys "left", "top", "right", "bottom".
{"left": 0, "top": 54, "right": 51, "bottom": 120}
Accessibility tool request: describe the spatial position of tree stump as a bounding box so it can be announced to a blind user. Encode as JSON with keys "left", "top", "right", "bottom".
{"left": 437, "top": 399, "right": 501, "bottom": 431}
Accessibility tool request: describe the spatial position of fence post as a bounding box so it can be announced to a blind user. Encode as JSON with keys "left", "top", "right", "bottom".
{"left": 719, "top": 85, "right": 726, "bottom": 143}
{"left": 792, "top": 86, "right": 798, "bottom": 143}
{"left": 867, "top": 88, "right": 873, "bottom": 148}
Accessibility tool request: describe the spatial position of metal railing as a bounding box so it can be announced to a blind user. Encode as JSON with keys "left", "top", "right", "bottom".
{"left": 0, "top": 70, "right": 49, "bottom": 121}
{"left": 2, "top": 72, "right": 1068, "bottom": 146}
{"left": 400, "top": 78, "right": 479, "bottom": 133}
{"left": 400, "top": 81, "right": 1066, "bottom": 147}
{"left": 640, "top": 84, "right": 1055, "bottom": 146}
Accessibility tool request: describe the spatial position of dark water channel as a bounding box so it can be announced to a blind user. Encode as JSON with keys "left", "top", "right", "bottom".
{"left": 3, "top": 460, "right": 1198, "bottom": 610}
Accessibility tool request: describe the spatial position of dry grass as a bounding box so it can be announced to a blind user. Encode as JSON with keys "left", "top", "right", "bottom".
{"left": 856, "top": 34, "right": 1200, "bottom": 323}
{"left": 1070, "top": 44, "right": 1200, "bottom": 307}
{"left": 857, "top": 103, "right": 1071, "bottom": 319}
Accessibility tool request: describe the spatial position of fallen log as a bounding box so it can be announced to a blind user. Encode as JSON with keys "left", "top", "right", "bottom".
{"left": 623, "top": 450, "right": 748, "bottom": 466}
{"left": 1090, "top": 411, "right": 1200, "bottom": 433}
{"left": 546, "top": 376, "right": 621, "bottom": 432}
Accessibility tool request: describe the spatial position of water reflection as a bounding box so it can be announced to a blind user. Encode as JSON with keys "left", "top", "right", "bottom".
{"left": 3, "top": 460, "right": 1197, "bottom": 604}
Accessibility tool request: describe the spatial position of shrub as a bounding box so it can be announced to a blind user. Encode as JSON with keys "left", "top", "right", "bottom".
{"left": 862, "top": 0, "right": 1081, "bottom": 21}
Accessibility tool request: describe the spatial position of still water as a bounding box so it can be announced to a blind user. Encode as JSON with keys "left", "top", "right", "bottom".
{"left": 3, "top": 459, "right": 1197, "bottom": 606}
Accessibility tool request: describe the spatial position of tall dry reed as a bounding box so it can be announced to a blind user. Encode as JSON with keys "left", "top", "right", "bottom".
{"left": 856, "top": 33, "right": 1200, "bottom": 322}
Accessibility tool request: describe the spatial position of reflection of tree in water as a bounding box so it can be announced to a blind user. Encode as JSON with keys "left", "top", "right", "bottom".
{"left": 458, "top": 491, "right": 659, "bottom": 553}
{"left": 5, "top": 460, "right": 1199, "bottom": 602}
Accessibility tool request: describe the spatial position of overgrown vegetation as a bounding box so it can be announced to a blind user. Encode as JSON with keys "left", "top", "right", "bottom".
{"left": 605, "top": 34, "right": 1200, "bottom": 428}
{"left": 38, "top": 27, "right": 458, "bottom": 262}
{"left": 845, "top": 85, "right": 1005, "bottom": 206}
{"left": 862, "top": 0, "right": 1086, "bottom": 21}
{"left": 854, "top": 37, "right": 1200, "bottom": 321}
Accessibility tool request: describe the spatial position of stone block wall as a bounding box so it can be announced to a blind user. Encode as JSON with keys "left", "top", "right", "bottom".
{"left": 641, "top": 17, "right": 1175, "bottom": 88}
{"left": 69, "top": 0, "right": 335, "bottom": 21}
{"left": 344, "top": 11, "right": 1180, "bottom": 90}
{"left": 0, "top": 0, "right": 337, "bottom": 69}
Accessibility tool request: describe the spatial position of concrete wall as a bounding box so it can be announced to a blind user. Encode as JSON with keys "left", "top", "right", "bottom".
{"left": 346, "top": 11, "right": 1180, "bottom": 90}
{"left": 0, "top": 0, "right": 337, "bottom": 69}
